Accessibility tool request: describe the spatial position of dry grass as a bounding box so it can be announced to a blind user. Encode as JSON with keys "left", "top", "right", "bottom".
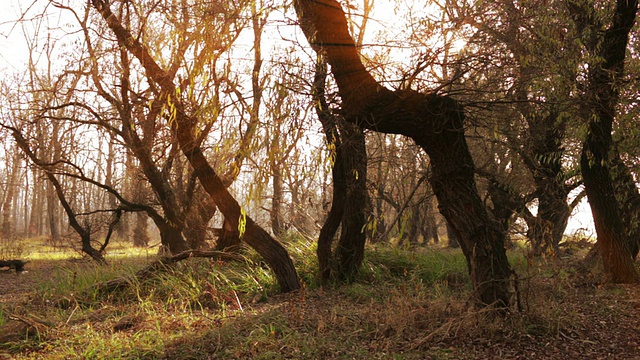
{"left": 1, "top": 237, "right": 640, "bottom": 359}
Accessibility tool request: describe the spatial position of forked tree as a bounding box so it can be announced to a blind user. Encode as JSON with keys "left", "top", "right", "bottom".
{"left": 293, "top": 0, "right": 516, "bottom": 307}
{"left": 90, "top": 0, "right": 301, "bottom": 292}
{"left": 571, "top": 0, "right": 639, "bottom": 282}
{"left": 313, "top": 56, "right": 368, "bottom": 282}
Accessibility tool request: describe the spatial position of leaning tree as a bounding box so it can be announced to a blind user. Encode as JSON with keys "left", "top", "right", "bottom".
{"left": 572, "top": 0, "right": 639, "bottom": 282}
{"left": 293, "top": 0, "right": 516, "bottom": 307}
{"left": 90, "top": 0, "right": 301, "bottom": 292}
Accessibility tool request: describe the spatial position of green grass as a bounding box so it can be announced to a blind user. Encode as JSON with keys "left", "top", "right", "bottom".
{"left": 0, "top": 235, "right": 621, "bottom": 359}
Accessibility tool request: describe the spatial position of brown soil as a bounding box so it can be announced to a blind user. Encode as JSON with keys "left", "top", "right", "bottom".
{"left": 0, "top": 260, "right": 46, "bottom": 306}
{"left": 256, "top": 279, "right": 640, "bottom": 359}
{"left": 2, "top": 258, "right": 640, "bottom": 359}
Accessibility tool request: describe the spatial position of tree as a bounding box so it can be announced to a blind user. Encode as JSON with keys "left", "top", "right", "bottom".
{"left": 571, "top": 0, "right": 639, "bottom": 282}
{"left": 1, "top": 143, "right": 22, "bottom": 239}
{"left": 90, "top": 0, "right": 301, "bottom": 292}
{"left": 436, "top": 0, "right": 585, "bottom": 256}
{"left": 314, "top": 56, "right": 368, "bottom": 281}
{"left": 9, "top": 127, "right": 108, "bottom": 263}
{"left": 293, "top": 0, "right": 516, "bottom": 307}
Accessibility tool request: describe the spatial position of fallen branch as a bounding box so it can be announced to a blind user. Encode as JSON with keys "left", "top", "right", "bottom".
{"left": 96, "top": 250, "right": 246, "bottom": 292}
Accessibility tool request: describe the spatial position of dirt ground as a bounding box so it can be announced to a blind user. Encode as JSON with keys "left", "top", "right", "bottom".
{"left": 2, "top": 259, "right": 640, "bottom": 359}
{"left": 0, "top": 261, "right": 43, "bottom": 306}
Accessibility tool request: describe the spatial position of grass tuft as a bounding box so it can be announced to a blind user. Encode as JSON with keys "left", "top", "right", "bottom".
{"left": 1, "top": 235, "right": 628, "bottom": 359}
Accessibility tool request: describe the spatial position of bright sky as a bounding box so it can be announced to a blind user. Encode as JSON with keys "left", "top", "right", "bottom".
{"left": 0, "top": 0, "right": 597, "bottom": 239}
{"left": 0, "top": 1, "right": 30, "bottom": 70}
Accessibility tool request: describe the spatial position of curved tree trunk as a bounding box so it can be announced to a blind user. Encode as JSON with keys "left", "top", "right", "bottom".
{"left": 183, "top": 147, "right": 300, "bottom": 292}
{"left": 334, "top": 121, "right": 367, "bottom": 281}
{"left": 572, "top": 0, "right": 639, "bottom": 282}
{"left": 313, "top": 57, "right": 367, "bottom": 282}
{"left": 294, "top": 0, "right": 515, "bottom": 307}
{"left": 91, "top": 0, "right": 300, "bottom": 292}
{"left": 11, "top": 128, "right": 107, "bottom": 264}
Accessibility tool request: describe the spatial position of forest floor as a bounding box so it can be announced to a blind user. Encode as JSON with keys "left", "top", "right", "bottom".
{"left": 1, "top": 241, "right": 640, "bottom": 359}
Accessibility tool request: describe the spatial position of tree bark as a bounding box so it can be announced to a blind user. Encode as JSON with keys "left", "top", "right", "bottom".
{"left": 574, "top": 0, "right": 639, "bottom": 282}
{"left": 133, "top": 211, "right": 150, "bottom": 248}
{"left": 91, "top": 0, "right": 300, "bottom": 292}
{"left": 1, "top": 149, "right": 21, "bottom": 239}
{"left": 313, "top": 57, "right": 367, "bottom": 281}
{"left": 611, "top": 154, "right": 640, "bottom": 259}
{"left": 294, "top": 0, "right": 515, "bottom": 307}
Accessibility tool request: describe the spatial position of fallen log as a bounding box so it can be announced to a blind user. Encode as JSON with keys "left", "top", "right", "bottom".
{"left": 0, "top": 259, "right": 28, "bottom": 272}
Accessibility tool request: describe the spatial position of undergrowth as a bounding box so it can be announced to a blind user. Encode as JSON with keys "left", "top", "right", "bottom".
{"left": 0, "top": 236, "right": 611, "bottom": 359}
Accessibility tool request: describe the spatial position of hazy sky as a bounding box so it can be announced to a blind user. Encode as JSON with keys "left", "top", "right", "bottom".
{"left": 0, "top": 0, "right": 81, "bottom": 73}
{"left": 0, "top": 0, "right": 597, "bottom": 238}
{"left": 0, "top": 1, "right": 30, "bottom": 70}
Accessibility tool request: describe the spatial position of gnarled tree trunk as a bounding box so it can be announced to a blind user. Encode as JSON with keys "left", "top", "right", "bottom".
{"left": 294, "top": 0, "right": 515, "bottom": 307}
{"left": 572, "top": 0, "right": 639, "bottom": 283}
{"left": 314, "top": 57, "right": 368, "bottom": 282}
{"left": 91, "top": 0, "right": 300, "bottom": 292}
{"left": 611, "top": 155, "right": 640, "bottom": 259}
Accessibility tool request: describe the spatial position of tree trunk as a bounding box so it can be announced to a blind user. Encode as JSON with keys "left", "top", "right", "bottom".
{"left": 294, "top": 0, "right": 515, "bottom": 307}
{"left": 46, "top": 182, "right": 60, "bottom": 244}
{"left": 28, "top": 168, "right": 43, "bottom": 236}
{"left": 183, "top": 191, "right": 217, "bottom": 249}
{"left": 91, "top": 0, "right": 300, "bottom": 292}
{"left": 1, "top": 150, "right": 21, "bottom": 238}
{"left": 334, "top": 121, "right": 367, "bottom": 281}
{"left": 370, "top": 158, "right": 388, "bottom": 243}
{"left": 581, "top": 152, "right": 637, "bottom": 282}
{"left": 315, "top": 136, "right": 345, "bottom": 280}
{"left": 157, "top": 221, "right": 190, "bottom": 254}
{"left": 420, "top": 196, "right": 439, "bottom": 244}
{"left": 270, "top": 140, "right": 285, "bottom": 238}
{"left": 446, "top": 220, "right": 459, "bottom": 248}
{"left": 405, "top": 206, "right": 422, "bottom": 246}
{"left": 313, "top": 57, "right": 367, "bottom": 281}
{"left": 573, "top": 0, "right": 639, "bottom": 283}
{"left": 115, "top": 33, "right": 191, "bottom": 254}
{"left": 133, "top": 211, "right": 150, "bottom": 248}
{"left": 611, "top": 155, "right": 640, "bottom": 259}
{"left": 528, "top": 191, "right": 570, "bottom": 256}
{"left": 215, "top": 218, "right": 241, "bottom": 252}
